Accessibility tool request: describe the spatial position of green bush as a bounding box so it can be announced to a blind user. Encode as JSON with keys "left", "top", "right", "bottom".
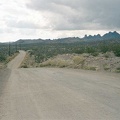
{"left": 114, "top": 49, "right": 120, "bottom": 57}
{"left": 0, "top": 54, "right": 6, "bottom": 62}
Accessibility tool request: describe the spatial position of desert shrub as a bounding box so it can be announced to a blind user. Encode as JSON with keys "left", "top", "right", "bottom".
{"left": 116, "top": 67, "right": 120, "bottom": 73}
{"left": 57, "top": 60, "right": 69, "bottom": 68}
{"left": 104, "top": 53, "right": 110, "bottom": 58}
{"left": 85, "top": 46, "right": 96, "bottom": 53}
{"left": 84, "top": 66, "right": 97, "bottom": 71}
{"left": 103, "top": 64, "right": 110, "bottom": 70}
{"left": 89, "top": 67, "right": 97, "bottom": 70}
{"left": 0, "top": 54, "right": 6, "bottom": 62}
{"left": 100, "top": 45, "right": 109, "bottom": 53}
{"left": 114, "top": 48, "right": 120, "bottom": 57}
{"left": 40, "top": 60, "right": 52, "bottom": 67}
{"left": 117, "top": 67, "right": 120, "bottom": 70}
{"left": 104, "top": 66, "right": 110, "bottom": 70}
{"left": 40, "top": 59, "right": 69, "bottom": 68}
{"left": 91, "top": 52, "right": 99, "bottom": 57}
{"left": 21, "top": 64, "right": 28, "bottom": 68}
{"left": 73, "top": 56, "right": 85, "bottom": 65}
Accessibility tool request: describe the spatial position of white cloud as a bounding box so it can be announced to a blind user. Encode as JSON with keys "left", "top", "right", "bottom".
{"left": 27, "top": 0, "right": 120, "bottom": 30}
{"left": 0, "top": 0, "right": 120, "bottom": 42}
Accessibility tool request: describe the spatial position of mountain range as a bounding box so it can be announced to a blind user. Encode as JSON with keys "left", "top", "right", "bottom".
{"left": 16, "top": 31, "right": 120, "bottom": 44}
{"left": 83, "top": 31, "right": 120, "bottom": 41}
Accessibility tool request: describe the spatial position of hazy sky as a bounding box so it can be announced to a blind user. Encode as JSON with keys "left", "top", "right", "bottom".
{"left": 0, "top": 0, "right": 120, "bottom": 42}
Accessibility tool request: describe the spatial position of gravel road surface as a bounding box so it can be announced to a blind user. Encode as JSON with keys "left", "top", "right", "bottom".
{"left": 0, "top": 51, "right": 120, "bottom": 120}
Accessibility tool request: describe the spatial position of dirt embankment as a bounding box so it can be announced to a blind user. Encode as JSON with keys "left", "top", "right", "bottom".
{"left": 21, "top": 52, "right": 120, "bottom": 73}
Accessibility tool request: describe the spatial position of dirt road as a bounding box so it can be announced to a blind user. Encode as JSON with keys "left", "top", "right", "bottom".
{"left": 0, "top": 51, "right": 120, "bottom": 120}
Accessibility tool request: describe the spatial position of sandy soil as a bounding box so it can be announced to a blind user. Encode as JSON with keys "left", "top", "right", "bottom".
{"left": 0, "top": 51, "right": 120, "bottom": 120}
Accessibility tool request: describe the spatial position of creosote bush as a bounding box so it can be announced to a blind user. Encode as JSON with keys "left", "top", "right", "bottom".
{"left": 73, "top": 56, "right": 85, "bottom": 65}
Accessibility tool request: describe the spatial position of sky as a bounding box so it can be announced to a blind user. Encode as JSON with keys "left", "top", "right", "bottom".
{"left": 0, "top": 0, "right": 120, "bottom": 42}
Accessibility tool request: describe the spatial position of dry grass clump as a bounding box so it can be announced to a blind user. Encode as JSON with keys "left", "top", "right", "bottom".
{"left": 20, "top": 63, "right": 28, "bottom": 68}
{"left": 103, "top": 64, "right": 110, "bottom": 70}
{"left": 40, "top": 55, "right": 86, "bottom": 68}
{"left": 40, "top": 59, "right": 70, "bottom": 68}
{"left": 73, "top": 56, "right": 85, "bottom": 65}
{"left": 83, "top": 66, "right": 97, "bottom": 71}
{"left": 116, "top": 67, "right": 120, "bottom": 73}
{"left": 40, "top": 54, "right": 100, "bottom": 70}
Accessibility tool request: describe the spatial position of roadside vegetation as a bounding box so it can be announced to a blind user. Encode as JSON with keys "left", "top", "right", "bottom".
{"left": 0, "top": 43, "right": 19, "bottom": 69}
{"left": 1, "top": 38, "right": 120, "bottom": 72}
{"left": 20, "top": 39, "right": 120, "bottom": 72}
{"left": 21, "top": 40, "right": 120, "bottom": 62}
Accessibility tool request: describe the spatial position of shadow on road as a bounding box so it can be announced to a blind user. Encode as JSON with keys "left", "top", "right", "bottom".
{"left": 0, "top": 69, "right": 11, "bottom": 97}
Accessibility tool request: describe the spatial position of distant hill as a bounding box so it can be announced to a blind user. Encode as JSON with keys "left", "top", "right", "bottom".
{"left": 83, "top": 31, "right": 120, "bottom": 41}
{"left": 15, "top": 37, "right": 82, "bottom": 44}
{"left": 13, "top": 31, "right": 120, "bottom": 44}
{"left": 83, "top": 34, "right": 102, "bottom": 41}
{"left": 53, "top": 37, "right": 81, "bottom": 43}
{"left": 102, "top": 31, "right": 120, "bottom": 39}
{"left": 16, "top": 39, "right": 44, "bottom": 44}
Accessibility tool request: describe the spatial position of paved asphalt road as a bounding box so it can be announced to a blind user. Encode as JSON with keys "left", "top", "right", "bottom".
{"left": 0, "top": 51, "right": 120, "bottom": 120}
